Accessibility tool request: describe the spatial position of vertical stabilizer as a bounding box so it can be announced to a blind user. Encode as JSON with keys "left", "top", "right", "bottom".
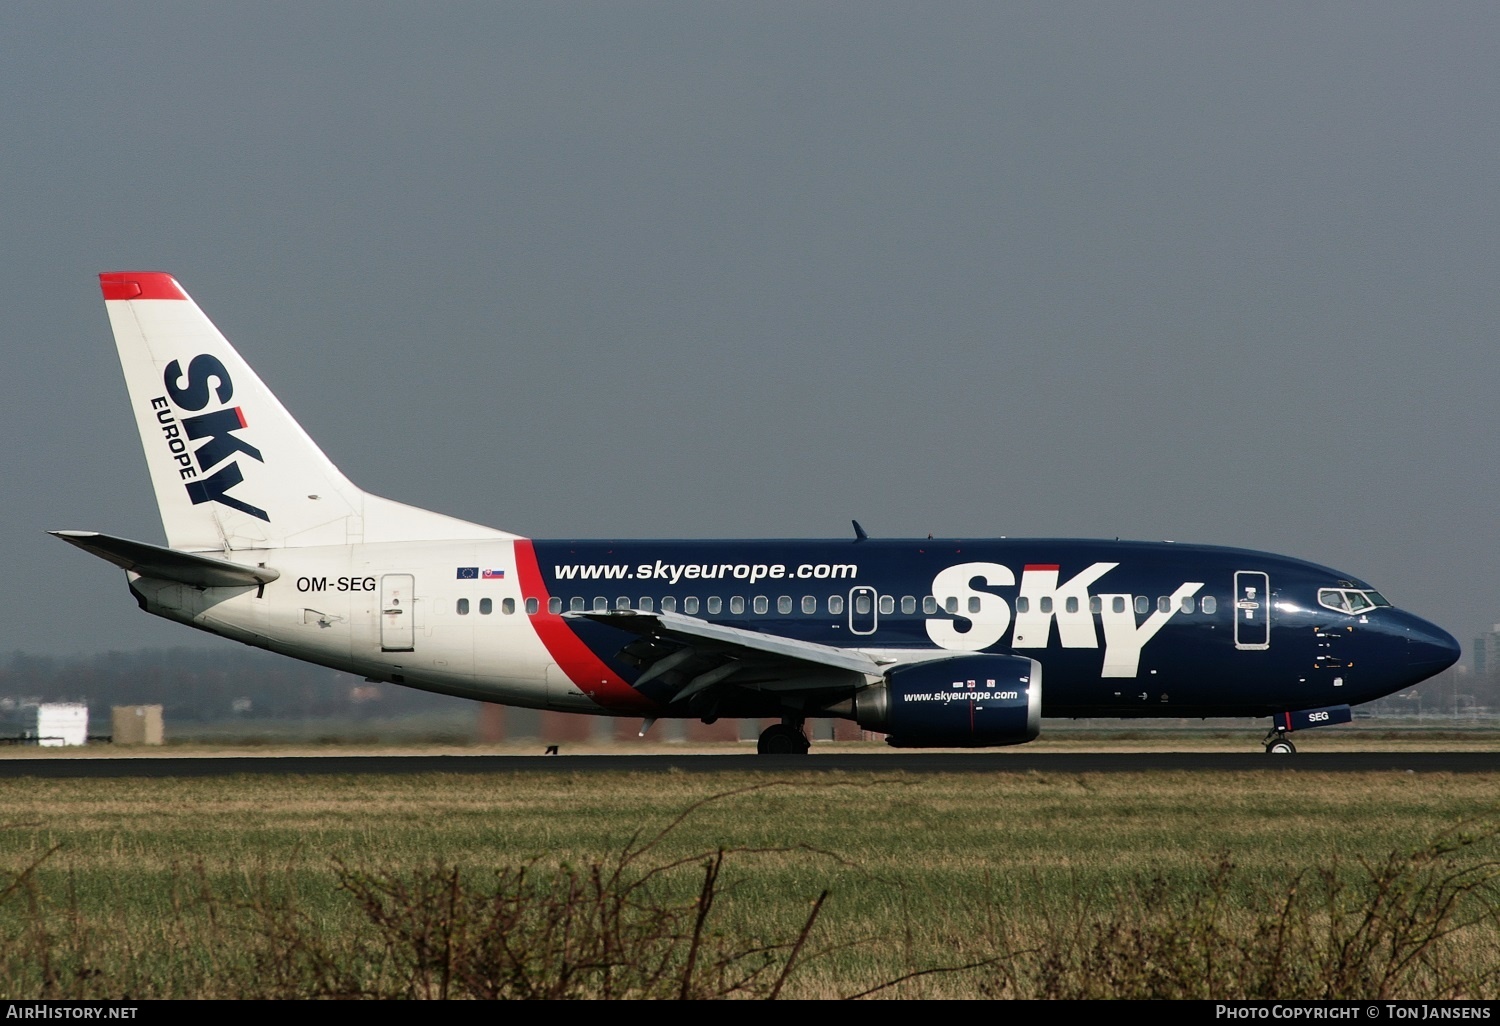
{"left": 99, "top": 272, "right": 511, "bottom": 551}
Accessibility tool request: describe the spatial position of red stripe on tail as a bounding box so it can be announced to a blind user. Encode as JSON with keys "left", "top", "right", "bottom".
{"left": 99, "top": 272, "right": 188, "bottom": 301}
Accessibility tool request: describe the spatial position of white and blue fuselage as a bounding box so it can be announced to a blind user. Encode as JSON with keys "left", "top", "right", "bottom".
{"left": 57, "top": 273, "right": 1459, "bottom": 754}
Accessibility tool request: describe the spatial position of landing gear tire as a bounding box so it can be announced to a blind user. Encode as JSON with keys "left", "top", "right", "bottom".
{"left": 1265, "top": 738, "right": 1296, "bottom": 755}
{"left": 757, "top": 723, "right": 810, "bottom": 756}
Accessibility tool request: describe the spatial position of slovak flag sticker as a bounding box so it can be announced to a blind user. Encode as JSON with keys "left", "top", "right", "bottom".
{"left": 482, "top": 569, "right": 506, "bottom": 580}
{"left": 456, "top": 567, "right": 479, "bottom": 579}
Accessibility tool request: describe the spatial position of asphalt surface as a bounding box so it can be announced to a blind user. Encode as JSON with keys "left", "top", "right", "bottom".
{"left": 1, "top": 751, "right": 1496, "bottom": 778}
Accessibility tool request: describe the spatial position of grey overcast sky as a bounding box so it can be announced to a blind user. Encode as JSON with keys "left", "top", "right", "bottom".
{"left": 5, "top": 3, "right": 1499, "bottom": 663}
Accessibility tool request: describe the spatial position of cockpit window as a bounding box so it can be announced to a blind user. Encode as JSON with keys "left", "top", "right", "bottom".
{"left": 1318, "top": 588, "right": 1386, "bottom": 614}
{"left": 1318, "top": 589, "right": 1350, "bottom": 612}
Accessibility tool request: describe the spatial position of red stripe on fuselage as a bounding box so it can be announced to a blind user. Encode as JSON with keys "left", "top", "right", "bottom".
{"left": 513, "top": 540, "right": 657, "bottom": 713}
{"left": 1024, "top": 564, "right": 1061, "bottom": 572}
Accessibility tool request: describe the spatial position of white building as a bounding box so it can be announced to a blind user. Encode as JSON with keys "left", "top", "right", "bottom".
{"left": 37, "top": 703, "right": 88, "bottom": 746}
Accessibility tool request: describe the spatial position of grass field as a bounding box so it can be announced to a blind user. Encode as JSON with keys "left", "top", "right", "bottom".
{"left": 3, "top": 744, "right": 1499, "bottom": 998}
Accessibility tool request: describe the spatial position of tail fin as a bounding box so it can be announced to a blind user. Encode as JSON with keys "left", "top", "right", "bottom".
{"left": 99, "top": 272, "right": 511, "bottom": 551}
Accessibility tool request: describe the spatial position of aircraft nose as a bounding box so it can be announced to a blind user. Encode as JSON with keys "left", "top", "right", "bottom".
{"left": 1407, "top": 619, "right": 1461, "bottom": 678}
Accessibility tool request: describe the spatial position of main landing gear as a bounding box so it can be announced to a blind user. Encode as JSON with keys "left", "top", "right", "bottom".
{"left": 1263, "top": 728, "right": 1296, "bottom": 755}
{"left": 757, "top": 718, "right": 810, "bottom": 755}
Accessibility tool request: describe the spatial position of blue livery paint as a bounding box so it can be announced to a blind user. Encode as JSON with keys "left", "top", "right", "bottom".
{"left": 534, "top": 538, "right": 1458, "bottom": 727}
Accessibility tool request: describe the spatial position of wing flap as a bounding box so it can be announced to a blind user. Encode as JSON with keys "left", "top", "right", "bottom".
{"left": 571, "top": 608, "right": 885, "bottom": 679}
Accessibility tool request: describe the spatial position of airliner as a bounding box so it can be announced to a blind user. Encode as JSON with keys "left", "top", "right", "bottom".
{"left": 56, "top": 272, "right": 1460, "bottom": 755}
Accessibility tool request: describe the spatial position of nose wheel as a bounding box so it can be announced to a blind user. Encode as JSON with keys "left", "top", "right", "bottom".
{"left": 757, "top": 720, "right": 810, "bottom": 755}
{"left": 1263, "top": 729, "right": 1296, "bottom": 755}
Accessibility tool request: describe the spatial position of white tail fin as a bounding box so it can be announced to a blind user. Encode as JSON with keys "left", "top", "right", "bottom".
{"left": 100, "top": 272, "right": 512, "bottom": 551}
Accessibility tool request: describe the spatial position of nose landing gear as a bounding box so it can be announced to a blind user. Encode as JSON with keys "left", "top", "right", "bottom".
{"left": 1263, "top": 729, "right": 1296, "bottom": 755}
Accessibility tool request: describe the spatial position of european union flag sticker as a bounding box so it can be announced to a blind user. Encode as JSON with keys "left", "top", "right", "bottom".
{"left": 456, "top": 567, "right": 479, "bottom": 579}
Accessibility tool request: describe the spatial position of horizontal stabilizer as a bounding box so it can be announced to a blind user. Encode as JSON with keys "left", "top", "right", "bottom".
{"left": 51, "top": 531, "right": 280, "bottom": 588}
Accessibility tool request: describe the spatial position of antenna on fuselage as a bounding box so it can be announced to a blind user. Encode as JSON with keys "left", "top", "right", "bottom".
{"left": 851, "top": 520, "right": 868, "bottom": 542}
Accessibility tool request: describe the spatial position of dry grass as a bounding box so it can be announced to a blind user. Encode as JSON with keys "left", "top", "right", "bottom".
{"left": 1, "top": 769, "right": 1498, "bottom": 997}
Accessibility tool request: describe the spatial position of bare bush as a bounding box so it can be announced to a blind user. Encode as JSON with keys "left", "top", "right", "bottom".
{"left": 228, "top": 789, "right": 833, "bottom": 999}
{"left": 231, "top": 850, "right": 826, "bottom": 999}
{"left": 990, "top": 825, "right": 1500, "bottom": 999}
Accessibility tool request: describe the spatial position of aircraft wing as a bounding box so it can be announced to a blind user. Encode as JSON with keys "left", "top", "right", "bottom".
{"left": 569, "top": 609, "right": 885, "bottom": 704}
{"left": 51, "top": 531, "right": 280, "bottom": 589}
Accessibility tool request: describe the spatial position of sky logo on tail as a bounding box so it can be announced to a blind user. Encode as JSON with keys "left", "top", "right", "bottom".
{"left": 153, "top": 354, "right": 269, "bottom": 522}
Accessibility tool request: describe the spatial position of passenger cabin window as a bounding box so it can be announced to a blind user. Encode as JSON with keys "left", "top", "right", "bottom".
{"left": 801, "top": 596, "right": 816, "bottom": 614}
{"left": 593, "top": 596, "right": 607, "bottom": 612}
{"left": 1135, "top": 596, "right": 1149, "bottom": 615}
{"left": 661, "top": 596, "right": 677, "bottom": 613}
{"left": 730, "top": 596, "right": 745, "bottom": 614}
{"left": 829, "top": 595, "right": 845, "bottom": 615}
{"left": 923, "top": 596, "right": 938, "bottom": 615}
{"left": 547, "top": 597, "right": 561, "bottom": 614}
{"left": 526, "top": 597, "right": 539, "bottom": 615}
{"left": 967, "top": 596, "right": 981, "bottom": 614}
{"left": 753, "top": 596, "right": 768, "bottom": 614}
{"left": 1157, "top": 596, "right": 1171, "bottom": 614}
{"left": 879, "top": 595, "right": 894, "bottom": 615}
{"left": 901, "top": 596, "right": 915, "bottom": 614}
{"left": 707, "top": 596, "right": 722, "bottom": 615}
{"left": 778, "top": 596, "right": 792, "bottom": 614}
{"left": 479, "top": 598, "right": 493, "bottom": 615}
{"left": 1112, "top": 596, "right": 1126, "bottom": 614}
{"left": 457, "top": 598, "right": 470, "bottom": 615}
{"left": 855, "top": 593, "right": 872, "bottom": 615}
{"left": 616, "top": 596, "right": 630, "bottom": 610}
{"left": 639, "top": 597, "right": 654, "bottom": 612}
{"left": 1065, "top": 596, "right": 1079, "bottom": 614}
{"left": 502, "top": 597, "right": 516, "bottom": 615}
{"left": 1202, "top": 596, "right": 1217, "bottom": 614}
{"left": 1179, "top": 595, "right": 1195, "bottom": 614}
{"left": 1016, "top": 597, "right": 1030, "bottom": 614}
{"left": 1090, "top": 596, "right": 1102, "bottom": 614}
{"left": 570, "top": 596, "right": 585, "bottom": 612}
{"left": 683, "top": 596, "right": 699, "bottom": 614}
{"left": 945, "top": 597, "right": 958, "bottom": 614}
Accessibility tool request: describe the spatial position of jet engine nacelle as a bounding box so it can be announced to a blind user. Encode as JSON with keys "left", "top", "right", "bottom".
{"left": 855, "top": 653, "right": 1041, "bottom": 748}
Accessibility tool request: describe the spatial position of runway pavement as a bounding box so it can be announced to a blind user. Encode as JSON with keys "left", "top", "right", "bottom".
{"left": 1, "top": 751, "right": 1497, "bottom": 778}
